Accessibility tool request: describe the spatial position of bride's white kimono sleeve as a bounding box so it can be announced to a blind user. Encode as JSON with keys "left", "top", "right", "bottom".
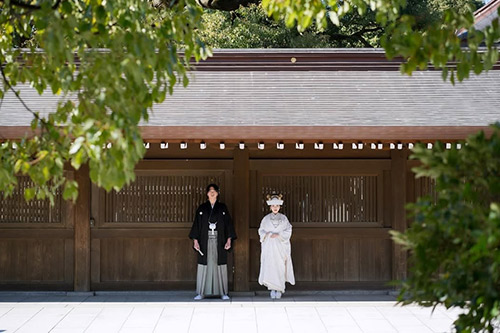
{"left": 258, "top": 213, "right": 295, "bottom": 293}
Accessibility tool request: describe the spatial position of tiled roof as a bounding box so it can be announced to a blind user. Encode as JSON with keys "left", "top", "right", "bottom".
{"left": 1, "top": 69, "right": 499, "bottom": 128}
{"left": 458, "top": 0, "right": 500, "bottom": 40}
{"left": 474, "top": 0, "right": 500, "bottom": 31}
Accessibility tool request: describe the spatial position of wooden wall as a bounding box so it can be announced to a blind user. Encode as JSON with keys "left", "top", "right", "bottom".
{"left": 0, "top": 144, "right": 437, "bottom": 291}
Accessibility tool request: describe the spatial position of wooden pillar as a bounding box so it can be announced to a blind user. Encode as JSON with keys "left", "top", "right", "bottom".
{"left": 233, "top": 149, "right": 250, "bottom": 291}
{"left": 74, "top": 164, "right": 91, "bottom": 291}
{"left": 391, "top": 150, "right": 408, "bottom": 282}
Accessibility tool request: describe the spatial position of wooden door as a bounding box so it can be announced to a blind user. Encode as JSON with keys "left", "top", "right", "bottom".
{"left": 90, "top": 160, "right": 233, "bottom": 290}
{"left": 0, "top": 175, "right": 74, "bottom": 291}
{"left": 249, "top": 159, "right": 393, "bottom": 290}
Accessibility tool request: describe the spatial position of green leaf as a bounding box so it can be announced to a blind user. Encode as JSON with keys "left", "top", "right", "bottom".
{"left": 71, "top": 149, "right": 85, "bottom": 170}
{"left": 328, "top": 11, "right": 340, "bottom": 26}
{"left": 24, "top": 187, "right": 36, "bottom": 201}
{"left": 69, "top": 137, "right": 85, "bottom": 155}
{"left": 441, "top": 67, "right": 448, "bottom": 81}
{"left": 21, "top": 161, "right": 30, "bottom": 174}
{"left": 14, "top": 159, "right": 23, "bottom": 173}
{"left": 62, "top": 180, "right": 79, "bottom": 202}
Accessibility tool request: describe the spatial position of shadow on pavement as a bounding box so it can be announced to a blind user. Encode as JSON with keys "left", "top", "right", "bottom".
{"left": 0, "top": 290, "right": 398, "bottom": 303}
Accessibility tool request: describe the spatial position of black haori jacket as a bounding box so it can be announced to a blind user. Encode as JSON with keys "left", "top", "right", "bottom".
{"left": 189, "top": 201, "right": 237, "bottom": 265}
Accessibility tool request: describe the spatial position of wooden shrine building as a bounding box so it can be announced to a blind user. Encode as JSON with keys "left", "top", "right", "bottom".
{"left": 1, "top": 49, "right": 499, "bottom": 292}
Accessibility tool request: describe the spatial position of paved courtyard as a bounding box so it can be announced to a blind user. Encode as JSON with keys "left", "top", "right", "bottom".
{"left": 0, "top": 291, "right": 465, "bottom": 333}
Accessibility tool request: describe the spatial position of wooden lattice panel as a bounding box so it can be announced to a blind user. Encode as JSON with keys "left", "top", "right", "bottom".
{"left": 415, "top": 177, "right": 437, "bottom": 202}
{"left": 105, "top": 175, "right": 224, "bottom": 223}
{"left": 0, "top": 177, "right": 62, "bottom": 223}
{"left": 261, "top": 175, "right": 378, "bottom": 223}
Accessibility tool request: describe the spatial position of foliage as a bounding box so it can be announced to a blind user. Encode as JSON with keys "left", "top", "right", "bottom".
{"left": 199, "top": 4, "right": 393, "bottom": 48}
{"left": 200, "top": 5, "right": 334, "bottom": 48}
{"left": 402, "top": 0, "right": 482, "bottom": 29}
{"left": 0, "top": 0, "right": 209, "bottom": 203}
{"left": 199, "top": 1, "right": 483, "bottom": 49}
{"left": 391, "top": 123, "right": 500, "bottom": 332}
{"left": 428, "top": 0, "right": 484, "bottom": 16}
{"left": 261, "top": 0, "right": 500, "bottom": 83}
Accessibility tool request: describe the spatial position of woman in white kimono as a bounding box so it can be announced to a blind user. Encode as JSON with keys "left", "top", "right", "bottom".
{"left": 258, "top": 194, "right": 295, "bottom": 299}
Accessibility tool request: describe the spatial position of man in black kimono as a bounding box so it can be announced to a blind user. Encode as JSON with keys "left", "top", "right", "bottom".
{"left": 189, "top": 183, "right": 237, "bottom": 300}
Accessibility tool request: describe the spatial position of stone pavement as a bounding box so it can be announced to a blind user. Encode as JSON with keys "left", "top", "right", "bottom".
{"left": 0, "top": 291, "right": 465, "bottom": 333}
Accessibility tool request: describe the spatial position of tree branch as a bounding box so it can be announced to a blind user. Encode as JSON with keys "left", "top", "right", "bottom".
{"left": 0, "top": 66, "right": 69, "bottom": 167}
{"left": 355, "top": 35, "right": 374, "bottom": 48}
{"left": 0, "top": 66, "right": 49, "bottom": 134}
{"left": 353, "top": 26, "right": 383, "bottom": 36}
{"left": 328, "top": 26, "right": 383, "bottom": 47}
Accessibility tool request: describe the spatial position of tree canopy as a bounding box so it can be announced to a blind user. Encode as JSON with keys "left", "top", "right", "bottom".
{"left": 199, "top": 5, "right": 335, "bottom": 48}
{"left": 0, "top": 0, "right": 209, "bottom": 202}
{"left": 199, "top": 0, "right": 485, "bottom": 49}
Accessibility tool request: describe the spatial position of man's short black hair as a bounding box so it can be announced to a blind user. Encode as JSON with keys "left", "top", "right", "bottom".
{"left": 206, "top": 183, "right": 220, "bottom": 193}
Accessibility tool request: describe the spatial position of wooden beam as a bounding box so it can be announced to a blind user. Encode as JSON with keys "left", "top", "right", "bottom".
{"left": 249, "top": 159, "right": 391, "bottom": 173}
{"left": 190, "top": 49, "right": 499, "bottom": 71}
{"left": 391, "top": 150, "right": 408, "bottom": 282}
{"left": 91, "top": 228, "right": 192, "bottom": 238}
{"left": 139, "top": 126, "right": 492, "bottom": 142}
{"left": 2, "top": 49, "right": 499, "bottom": 72}
{"left": 233, "top": 149, "right": 250, "bottom": 291}
{"left": 74, "top": 164, "right": 91, "bottom": 291}
{"left": 0, "top": 229, "right": 73, "bottom": 238}
{"left": 1, "top": 125, "right": 492, "bottom": 142}
{"left": 248, "top": 227, "right": 391, "bottom": 239}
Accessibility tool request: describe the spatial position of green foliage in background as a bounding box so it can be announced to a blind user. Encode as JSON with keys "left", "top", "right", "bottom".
{"left": 392, "top": 124, "right": 500, "bottom": 332}
{"left": 199, "top": 1, "right": 485, "bottom": 49}
{"left": 199, "top": 4, "right": 378, "bottom": 48}
{"left": 200, "top": 5, "right": 332, "bottom": 48}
